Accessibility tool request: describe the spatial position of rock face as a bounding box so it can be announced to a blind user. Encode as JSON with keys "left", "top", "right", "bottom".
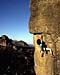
{"left": 33, "top": 34, "right": 55, "bottom": 75}
{"left": 29, "top": 0, "right": 60, "bottom": 75}
{"left": 29, "top": 0, "right": 60, "bottom": 39}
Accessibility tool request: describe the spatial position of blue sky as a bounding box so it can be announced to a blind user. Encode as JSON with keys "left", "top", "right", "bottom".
{"left": 0, "top": 0, "right": 33, "bottom": 44}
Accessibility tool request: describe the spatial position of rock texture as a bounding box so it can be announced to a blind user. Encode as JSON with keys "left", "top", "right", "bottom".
{"left": 33, "top": 34, "right": 55, "bottom": 75}
{"left": 29, "top": 0, "right": 60, "bottom": 39}
{"left": 29, "top": 0, "right": 60, "bottom": 75}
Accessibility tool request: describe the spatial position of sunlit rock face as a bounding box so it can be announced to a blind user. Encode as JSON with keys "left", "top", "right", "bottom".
{"left": 29, "top": 0, "right": 60, "bottom": 75}
{"left": 29, "top": 0, "right": 60, "bottom": 39}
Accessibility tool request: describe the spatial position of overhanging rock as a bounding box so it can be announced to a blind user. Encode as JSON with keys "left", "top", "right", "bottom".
{"left": 29, "top": 0, "right": 60, "bottom": 39}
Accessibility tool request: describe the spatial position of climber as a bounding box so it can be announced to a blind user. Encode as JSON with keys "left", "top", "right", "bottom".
{"left": 37, "top": 39, "right": 47, "bottom": 57}
{"left": 37, "top": 39, "right": 47, "bottom": 51}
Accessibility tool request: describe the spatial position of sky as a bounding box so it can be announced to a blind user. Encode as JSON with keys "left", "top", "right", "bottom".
{"left": 0, "top": 0, "right": 33, "bottom": 44}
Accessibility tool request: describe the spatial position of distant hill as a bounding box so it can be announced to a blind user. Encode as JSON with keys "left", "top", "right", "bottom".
{"left": 0, "top": 35, "right": 31, "bottom": 48}
{"left": 0, "top": 35, "right": 35, "bottom": 75}
{"left": 14, "top": 40, "right": 29, "bottom": 47}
